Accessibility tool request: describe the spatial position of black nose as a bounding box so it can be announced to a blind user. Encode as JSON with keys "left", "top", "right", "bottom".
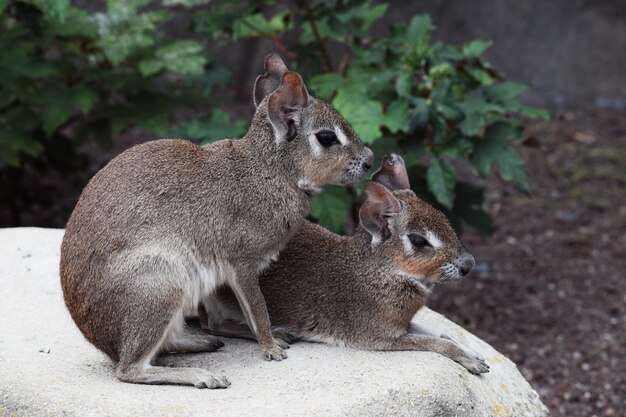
{"left": 459, "top": 256, "right": 475, "bottom": 276}
{"left": 362, "top": 161, "right": 372, "bottom": 171}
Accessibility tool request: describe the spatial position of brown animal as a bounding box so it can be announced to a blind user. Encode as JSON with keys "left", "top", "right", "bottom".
{"left": 202, "top": 154, "right": 489, "bottom": 375}
{"left": 60, "top": 54, "right": 373, "bottom": 388}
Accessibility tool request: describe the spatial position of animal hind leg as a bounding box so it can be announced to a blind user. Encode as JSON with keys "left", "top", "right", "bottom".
{"left": 374, "top": 334, "right": 489, "bottom": 375}
{"left": 408, "top": 323, "right": 484, "bottom": 362}
{"left": 115, "top": 280, "right": 229, "bottom": 388}
{"left": 116, "top": 364, "right": 230, "bottom": 389}
{"left": 165, "top": 328, "right": 225, "bottom": 354}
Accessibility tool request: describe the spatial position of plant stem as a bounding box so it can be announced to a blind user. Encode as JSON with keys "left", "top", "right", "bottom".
{"left": 299, "top": 0, "right": 333, "bottom": 72}
{"left": 337, "top": 37, "right": 352, "bottom": 75}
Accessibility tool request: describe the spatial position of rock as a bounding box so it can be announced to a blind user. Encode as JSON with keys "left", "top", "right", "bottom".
{"left": 0, "top": 227, "right": 550, "bottom": 417}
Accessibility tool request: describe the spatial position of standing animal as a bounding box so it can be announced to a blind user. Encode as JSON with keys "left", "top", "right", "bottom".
{"left": 202, "top": 154, "right": 489, "bottom": 375}
{"left": 60, "top": 53, "right": 374, "bottom": 388}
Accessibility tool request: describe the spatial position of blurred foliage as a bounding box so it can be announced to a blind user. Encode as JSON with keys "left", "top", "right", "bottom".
{"left": 0, "top": 0, "right": 548, "bottom": 232}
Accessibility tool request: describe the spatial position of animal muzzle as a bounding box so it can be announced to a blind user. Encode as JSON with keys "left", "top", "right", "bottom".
{"left": 343, "top": 147, "right": 374, "bottom": 184}
{"left": 438, "top": 251, "right": 475, "bottom": 283}
{"left": 457, "top": 253, "right": 475, "bottom": 277}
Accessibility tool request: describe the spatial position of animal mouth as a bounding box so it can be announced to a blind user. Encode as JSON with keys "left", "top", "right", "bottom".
{"left": 342, "top": 158, "right": 369, "bottom": 184}
{"left": 435, "top": 262, "right": 462, "bottom": 284}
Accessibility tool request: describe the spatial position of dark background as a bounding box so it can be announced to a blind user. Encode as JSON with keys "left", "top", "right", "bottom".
{"left": 226, "top": 0, "right": 626, "bottom": 111}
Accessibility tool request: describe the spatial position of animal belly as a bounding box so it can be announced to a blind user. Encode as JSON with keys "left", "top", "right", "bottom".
{"left": 181, "top": 260, "right": 233, "bottom": 316}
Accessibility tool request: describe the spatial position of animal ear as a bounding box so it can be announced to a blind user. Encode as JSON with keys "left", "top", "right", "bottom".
{"left": 253, "top": 53, "right": 289, "bottom": 107}
{"left": 267, "top": 71, "right": 309, "bottom": 142}
{"left": 371, "top": 154, "right": 410, "bottom": 191}
{"left": 359, "top": 182, "right": 401, "bottom": 242}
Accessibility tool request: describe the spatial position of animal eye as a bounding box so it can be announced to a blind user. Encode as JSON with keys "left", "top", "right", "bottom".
{"left": 408, "top": 234, "right": 431, "bottom": 248}
{"left": 315, "top": 130, "right": 339, "bottom": 148}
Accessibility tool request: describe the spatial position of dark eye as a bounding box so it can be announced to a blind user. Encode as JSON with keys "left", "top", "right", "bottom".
{"left": 315, "top": 130, "right": 339, "bottom": 148}
{"left": 408, "top": 234, "right": 431, "bottom": 248}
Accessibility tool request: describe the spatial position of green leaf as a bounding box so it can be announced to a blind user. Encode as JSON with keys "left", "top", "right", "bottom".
{"left": 310, "top": 185, "right": 352, "bottom": 233}
{"left": 364, "top": 3, "right": 388, "bottom": 29}
{"left": 299, "top": 20, "right": 332, "bottom": 44}
{"left": 73, "top": 85, "right": 96, "bottom": 114}
{"left": 466, "top": 67, "right": 494, "bottom": 85}
{"left": 507, "top": 102, "right": 550, "bottom": 120}
{"left": 95, "top": 1, "right": 163, "bottom": 66}
{"left": 332, "top": 89, "right": 384, "bottom": 143}
{"left": 431, "top": 113, "right": 448, "bottom": 144}
{"left": 138, "top": 59, "right": 163, "bottom": 76}
{"left": 437, "top": 138, "right": 473, "bottom": 158}
{"left": 0, "top": 130, "right": 43, "bottom": 167}
{"left": 368, "top": 70, "right": 394, "bottom": 96}
{"left": 233, "top": 11, "right": 289, "bottom": 39}
{"left": 37, "top": 84, "right": 96, "bottom": 136}
{"left": 309, "top": 73, "right": 343, "bottom": 100}
{"left": 485, "top": 81, "right": 527, "bottom": 101}
{"left": 161, "top": 41, "right": 206, "bottom": 74}
{"left": 408, "top": 97, "right": 429, "bottom": 133}
{"left": 470, "top": 122, "right": 511, "bottom": 175}
{"left": 458, "top": 94, "right": 501, "bottom": 136}
{"left": 186, "top": 65, "right": 231, "bottom": 96}
{"left": 385, "top": 99, "right": 410, "bottom": 133}
{"left": 484, "top": 82, "right": 549, "bottom": 120}
{"left": 496, "top": 149, "right": 529, "bottom": 191}
{"left": 111, "top": 95, "right": 171, "bottom": 135}
{"left": 469, "top": 121, "right": 528, "bottom": 190}
{"left": 140, "top": 40, "right": 206, "bottom": 76}
{"left": 43, "top": 0, "right": 71, "bottom": 22}
{"left": 395, "top": 73, "right": 412, "bottom": 98}
{"left": 428, "top": 63, "right": 453, "bottom": 84}
{"left": 407, "top": 14, "right": 433, "bottom": 53}
{"left": 427, "top": 156, "right": 456, "bottom": 208}
{"left": 435, "top": 102, "right": 462, "bottom": 121}
{"left": 463, "top": 39, "right": 493, "bottom": 57}
{"left": 431, "top": 42, "right": 463, "bottom": 60}
{"left": 41, "top": 106, "right": 70, "bottom": 137}
{"left": 162, "top": 0, "right": 212, "bottom": 6}
{"left": 173, "top": 109, "right": 247, "bottom": 143}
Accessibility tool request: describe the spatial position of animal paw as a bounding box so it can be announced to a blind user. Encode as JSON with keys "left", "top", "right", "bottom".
{"left": 274, "top": 337, "right": 290, "bottom": 350}
{"left": 261, "top": 344, "right": 288, "bottom": 361}
{"left": 206, "top": 336, "right": 225, "bottom": 352}
{"left": 192, "top": 370, "right": 231, "bottom": 389}
{"left": 457, "top": 355, "right": 490, "bottom": 375}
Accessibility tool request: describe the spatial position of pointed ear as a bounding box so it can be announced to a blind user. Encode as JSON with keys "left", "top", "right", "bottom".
{"left": 267, "top": 71, "right": 309, "bottom": 142}
{"left": 371, "top": 154, "right": 410, "bottom": 191}
{"left": 254, "top": 53, "right": 289, "bottom": 107}
{"left": 359, "top": 182, "right": 402, "bottom": 242}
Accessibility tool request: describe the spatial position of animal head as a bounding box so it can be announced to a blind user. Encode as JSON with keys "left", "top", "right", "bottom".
{"left": 359, "top": 154, "right": 475, "bottom": 283}
{"left": 253, "top": 54, "right": 373, "bottom": 191}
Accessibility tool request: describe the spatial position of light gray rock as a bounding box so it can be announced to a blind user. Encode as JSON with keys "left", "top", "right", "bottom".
{"left": 0, "top": 227, "right": 549, "bottom": 417}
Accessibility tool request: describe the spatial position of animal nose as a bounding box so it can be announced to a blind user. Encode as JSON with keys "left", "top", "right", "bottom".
{"left": 361, "top": 147, "right": 374, "bottom": 171}
{"left": 458, "top": 255, "right": 475, "bottom": 276}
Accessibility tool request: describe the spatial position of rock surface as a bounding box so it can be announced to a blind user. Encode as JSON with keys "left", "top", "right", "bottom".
{"left": 0, "top": 228, "right": 549, "bottom": 417}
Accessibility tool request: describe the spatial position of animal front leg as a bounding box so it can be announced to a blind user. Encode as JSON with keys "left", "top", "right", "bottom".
{"left": 228, "top": 271, "right": 287, "bottom": 361}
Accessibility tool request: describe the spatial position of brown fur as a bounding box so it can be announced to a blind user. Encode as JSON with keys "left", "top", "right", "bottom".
{"left": 60, "top": 54, "right": 373, "bottom": 388}
{"left": 204, "top": 155, "right": 489, "bottom": 375}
